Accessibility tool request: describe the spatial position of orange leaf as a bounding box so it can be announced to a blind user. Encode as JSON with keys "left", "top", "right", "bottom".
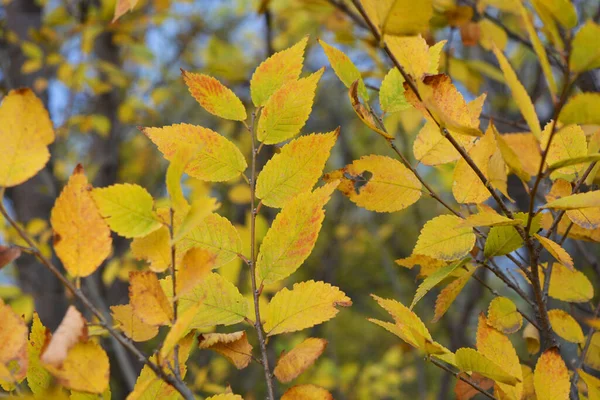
{"left": 40, "top": 306, "right": 87, "bottom": 366}
{"left": 534, "top": 348, "right": 570, "bottom": 400}
{"left": 129, "top": 271, "right": 173, "bottom": 326}
{"left": 182, "top": 70, "right": 246, "bottom": 121}
{"left": 198, "top": 331, "right": 253, "bottom": 370}
{"left": 274, "top": 338, "right": 327, "bottom": 383}
{"left": 281, "top": 384, "right": 333, "bottom": 400}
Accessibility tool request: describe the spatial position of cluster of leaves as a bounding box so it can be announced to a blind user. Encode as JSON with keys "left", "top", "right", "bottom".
{"left": 1, "top": 0, "right": 600, "bottom": 399}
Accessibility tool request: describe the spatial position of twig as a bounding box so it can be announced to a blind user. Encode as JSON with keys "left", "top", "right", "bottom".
{"left": 0, "top": 191, "right": 195, "bottom": 400}
{"left": 248, "top": 109, "right": 276, "bottom": 400}
{"left": 429, "top": 357, "right": 497, "bottom": 400}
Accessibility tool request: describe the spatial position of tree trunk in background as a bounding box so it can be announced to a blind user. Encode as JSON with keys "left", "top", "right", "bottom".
{"left": 4, "top": 0, "right": 68, "bottom": 330}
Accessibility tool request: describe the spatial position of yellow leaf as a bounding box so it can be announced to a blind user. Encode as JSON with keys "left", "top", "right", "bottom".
{"left": 143, "top": 123, "right": 247, "bottom": 182}
{"left": 492, "top": 46, "right": 541, "bottom": 140}
{"left": 251, "top": 37, "right": 308, "bottom": 107}
{"left": 181, "top": 70, "right": 246, "bottom": 121}
{"left": 177, "top": 213, "right": 241, "bottom": 268}
{"left": 206, "top": 394, "right": 243, "bottom": 400}
{"left": 501, "top": 132, "right": 541, "bottom": 176}
{"left": 110, "top": 304, "right": 158, "bottom": 342}
{"left": 41, "top": 306, "right": 87, "bottom": 366}
{"left": 113, "top": 0, "right": 139, "bottom": 22}
{"left": 523, "top": 322, "right": 540, "bottom": 354}
{"left": 348, "top": 80, "right": 392, "bottom": 139}
{"left": 44, "top": 341, "right": 109, "bottom": 394}
{"left": 412, "top": 120, "right": 476, "bottom": 166}
{"left": 542, "top": 262, "right": 594, "bottom": 303}
{"left": 585, "top": 332, "right": 600, "bottom": 370}
{"left": 26, "top": 313, "right": 51, "bottom": 395}
{"left": 533, "top": 0, "right": 577, "bottom": 29}
{"left": 386, "top": 36, "right": 438, "bottom": 81}
{"left": 324, "top": 155, "right": 421, "bottom": 213}
{"left": 318, "top": 39, "right": 368, "bottom": 101}
{"left": 455, "top": 347, "right": 520, "bottom": 385}
{"left": 542, "top": 124, "right": 587, "bottom": 180}
{"left": 534, "top": 348, "right": 570, "bottom": 400}
{"left": 543, "top": 191, "right": 600, "bottom": 210}
{"left": 172, "top": 196, "right": 220, "bottom": 243}
{"left": 478, "top": 19, "right": 508, "bottom": 50}
{"left": 257, "top": 68, "right": 324, "bottom": 144}
{"left": 178, "top": 272, "right": 247, "bottom": 329}
{"left": 548, "top": 309, "right": 584, "bottom": 343}
{"left": 129, "top": 271, "right": 173, "bottom": 326}
{"left": 580, "top": 369, "right": 600, "bottom": 400}
{"left": 256, "top": 130, "right": 338, "bottom": 208}
{"left": 131, "top": 226, "right": 171, "bottom": 273}
{"left": 395, "top": 254, "right": 448, "bottom": 278}
{"left": 570, "top": 21, "right": 600, "bottom": 74}
{"left": 452, "top": 127, "right": 497, "bottom": 204}
{"left": 257, "top": 182, "right": 336, "bottom": 285}
{"left": 379, "top": 68, "right": 410, "bottom": 113}
{"left": 459, "top": 207, "right": 519, "bottom": 228}
{"left": 281, "top": 384, "right": 333, "bottom": 400}
{"left": 433, "top": 267, "right": 476, "bottom": 322}
{"left": 560, "top": 93, "right": 600, "bottom": 125}
{"left": 177, "top": 248, "right": 215, "bottom": 297}
{"left": 411, "top": 258, "right": 470, "bottom": 309}
{"left": 484, "top": 212, "right": 540, "bottom": 257}
{"left": 92, "top": 184, "right": 162, "bottom": 238}
{"left": 50, "top": 165, "right": 112, "bottom": 278}
{"left": 0, "top": 300, "right": 28, "bottom": 385}
{"left": 494, "top": 128, "right": 534, "bottom": 182}
{"left": 0, "top": 88, "right": 54, "bottom": 187}
{"left": 274, "top": 337, "right": 327, "bottom": 383}
{"left": 372, "top": 0, "right": 432, "bottom": 36}
{"left": 165, "top": 146, "right": 194, "bottom": 212}
{"left": 159, "top": 303, "right": 201, "bottom": 362}
{"left": 487, "top": 297, "right": 523, "bottom": 334}
{"left": 264, "top": 280, "right": 351, "bottom": 336}
{"left": 514, "top": 1, "right": 556, "bottom": 93}
{"left": 534, "top": 234, "right": 574, "bottom": 270}
{"left": 476, "top": 314, "right": 523, "bottom": 399}
{"left": 199, "top": 331, "right": 253, "bottom": 370}
{"left": 413, "top": 215, "right": 476, "bottom": 261}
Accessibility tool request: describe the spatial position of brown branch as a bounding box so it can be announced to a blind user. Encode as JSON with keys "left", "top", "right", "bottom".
{"left": 247, "top": 109, "right": 276, "bottom": 400}
{"left": 0, "top": 192, "right": 195, "bottom": 400}
{"left": 429, "top": 357, "right": 497, "bottom": 400}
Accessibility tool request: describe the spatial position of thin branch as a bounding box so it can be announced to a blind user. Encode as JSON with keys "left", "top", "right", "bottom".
{"left": 429, "top": 357, "right": 497, "bottom": 400}
{"left": 0, "top": 192, "right": 195, "bottom": 400}
{"left": 248, "top": 109, "right": 276, "bottom": 400}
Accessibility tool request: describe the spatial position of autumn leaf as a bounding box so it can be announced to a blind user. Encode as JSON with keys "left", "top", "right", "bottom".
{"left": 206, "top": 394, "right": 243, "bottom": 400}
{"left": 159, "top": 303, "right": 201, "bottom": 362}
{"left": 542, "top": 262, "right": 594, "bottom": 303}
{"left": 459, "top": 207, "right": 519, "bottom": 228}
{"left": 386, "top": 36, "right": 441, "bottom": 80}
{"left": 433, "top": 267, "right": 476, "bottom": 322}
{"left": 547, "top": 309, "right": 584, "bottom": 343}
{"left": 274, "top": 337, "right": 327, "bottom": 383}
{"left": 541, "top": 124, "right": 587, "bottom": 180}
{"left": 110, "top": 304, "right": 158, "bottom": 342}
{"left": 143, "top": 123, "right": 247, "bottom": 182}
{"left": 347, "top": 80, "right": 391, "bottom": 139}
{"left": 535, "top": 234, "right": 574, "bottom": 270}
{"left": 487, "top": 297, "right": 523, "bottom": 334}
{"left": 0, "top": 300, "right": 28, "bottom": 384}
{"left": 26, "top": 313, "right": 51, "bottom": 395}
{"left": 113, "top": 0, "right": 139, "bottom": 22}
{"left": 0, "top": 88, "right": 55, "bottom": 187}
{"left": 413, "top": 215, "right": 476, "bottom": 261}
{"left": 455, "top": 347, "right": 520, "bottom": 385}
{"left": 177, "top": 213, "right": 242, "bottom": 268}
{"left": 0, "top": 246, "right": 21, "bottom": 270}
{"left": 130, "top": 226, "right": 171, "bottom": 273}
{"left": 380, "top": 68, "right": 410, "bottom": 113}
{"left": 370, "top": 0, "right": 433, "bottom": 36}
{"left": 534, "top": 348, "right": 570, "bottom": 400}
{"left": 569, "top": 20, "right": 600, "bottom": 74}
{"left": 178, "top": 272, "right": 247, "bottom": 329}
{"left": 176, "top": 248, "right": 215, "bottom": 297}
{"left": 43, "top": 341, "right": 109, "bottom": 394}
{"left": 257, "top": 182, "right": 336, "bottom": 285}
{"left": 560, "top": 92, "right": 600, "bottom": 125}
{"left": 492, "top": 46, "right": 541, "bottom": 139}
{"left": 543, "top": 191, "right": 600, "bottom": 210}
{"left": 410, "top": 258, "right": 470, "bottom": 309}
{"left": 476, "top": 314, "right": 523, "bottom": 399}
{"left": 454, "top": 372, "right": 494, "bottom": 400}
{"left": 324, "top": 155, "right": 421, "bottom": 213}
{"left": 251, "top": 37, "right": 308, "bottom": 107}
{"left": 257, "top": 68, "right": 324, "bottom": 144}
{"left": 484, "top": 212, "right": 540, "bottom": 257}
{"left": 281, "top": 384, "right": 333, "bottom": 400}
{"left": 181, "top": 70, "right": 246, "bottom": 121}
{"left": 264, "top": 280, "right": 351, "bottom": 336}
{"left": 129, "top": 271, "right": 173, "bottom": 326}
{"left": 318, "top": 39, "right": 369, "bottom": 101}
{"left": 256, "top": 130, "right": 338, "bottom": 208}
{"left": 40, "top": 306, "right": 87, "bottom": 366}
{"left": 92, "top": 183, "right": 162, "bottom": 238}
{"left": 198, "top": 331, "right": 253, "bottom": 370}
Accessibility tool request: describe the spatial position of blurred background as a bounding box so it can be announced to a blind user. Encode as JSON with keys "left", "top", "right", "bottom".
{"left": 0, "top": 0, "right": 599, "bottom": 398}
